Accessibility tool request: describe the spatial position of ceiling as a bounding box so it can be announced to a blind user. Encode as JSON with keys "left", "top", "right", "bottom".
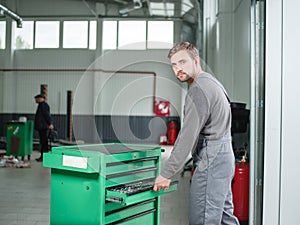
{"left": 82, "top": 0, "right": 197, "bottom": 18}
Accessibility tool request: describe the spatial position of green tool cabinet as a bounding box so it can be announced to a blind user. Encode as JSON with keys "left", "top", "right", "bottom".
{"left": 6, "top": 121, "right": 33, "bottom": 160}
{"left": 43, "top": 143, "right": 177, "bottom": 225}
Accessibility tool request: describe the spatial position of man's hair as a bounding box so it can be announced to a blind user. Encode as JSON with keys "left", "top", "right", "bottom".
{"left": 168, "top": 42, "right": 199, "bottom": 59}
{"left": 34, "top": 94, "right": 44, "bottom": 99}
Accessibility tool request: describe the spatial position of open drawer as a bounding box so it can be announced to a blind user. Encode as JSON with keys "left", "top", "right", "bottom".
{"left": 106, "top": 180, "right": 178, "bottom": 205}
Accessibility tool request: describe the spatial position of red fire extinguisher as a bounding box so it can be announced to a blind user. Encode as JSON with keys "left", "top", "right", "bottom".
{"left": 167, "top": 121, "right": 178, "bottom": 145}
{"left": 232, "top": 153, "right": 249, "bottom": 221}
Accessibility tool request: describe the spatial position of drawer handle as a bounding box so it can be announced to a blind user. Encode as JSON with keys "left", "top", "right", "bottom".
{"left": 106, "top": 167, "right": 157, "bottom": 179}
{"left": 106, "top": 208, "right": 156, "bottom": 225}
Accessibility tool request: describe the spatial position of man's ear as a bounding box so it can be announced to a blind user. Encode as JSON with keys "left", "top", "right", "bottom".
{"left": 194, "top": 56, "right": 200, "bottom": 66}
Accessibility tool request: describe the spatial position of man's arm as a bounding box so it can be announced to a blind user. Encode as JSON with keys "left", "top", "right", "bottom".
{"left": 154, "top": 87, "right": 209, "bottom": 190}
{"left": 41, "top": 103, "right": 53, "bottom": 129}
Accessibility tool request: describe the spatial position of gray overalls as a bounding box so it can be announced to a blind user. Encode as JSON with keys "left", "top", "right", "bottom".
{"left": 189, "top": 133, "right": 240, "bottom": 225}
{"left": 189, "top": 75, "right": 240, "bottom": 225}
{"left": 161, "top": 72, "right": 240, "bottom": 225}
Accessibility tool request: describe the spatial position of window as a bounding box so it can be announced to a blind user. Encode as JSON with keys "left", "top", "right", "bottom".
{"left": 10, "top": 20, "right": 96, "bottom": 50}
{"left": 89, "top": 21, "right": 97, "bottom": 49}
{"left": 13, "top": 21, "right": 34, "bottom": 49}
{"left": 35, "top": 21, "right": 59, "bottom": 48}
{"left": 63, "top": 21, "right": 88, "bottom": 48}
{"left": 102, "top": 20, "right": 174, "bottom": 50}
{"left": 103, "top": 21, "right": 117, "bottom": 50}
{"left": 118, "top": 21, "right": 146, "bottom": 50}
{"left": 148, "top": 21, "right": 174, "bottom": 49}
{"left": 182, "top": 0, "right": 194, "bottom": 15}
{"left": 149, "top": 2, "right": 175, "bottom": 17}
{"left": 0, "top": 21, "right": 6, "bottom": 49}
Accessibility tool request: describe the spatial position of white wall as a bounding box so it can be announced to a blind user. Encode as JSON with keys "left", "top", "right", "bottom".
{"left": 1, "top": 50, "right": 94, "bottom": 114}
{"left": 0, "top": 0, "right": 182, "bottom": 117}
{"left": 204, "top": 0, "right": 250, "bottom": 107}
{"left": 232, "top": 0, "right": 250, "bottom": 105}
{"left": 1, "top": 48, "right": 180, "bottom": 116}
{"left": 215, "top": 0, "right": 234, "bottom": 98}
{"left": 263, "top": 1, "right": 282, "bottom": 224}
{"left": 73, "top": 49, "right": 181, "bottom": 116}
{"left": 264, "top": 0, "right": 300, "bottom": 224}
{"left": 279, "top": 0, "right": 300, "bottom": 223}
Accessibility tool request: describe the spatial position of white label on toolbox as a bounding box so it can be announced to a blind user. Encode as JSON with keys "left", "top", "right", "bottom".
{"left": 62, "top": 155, "right": 88, "bottom": 169}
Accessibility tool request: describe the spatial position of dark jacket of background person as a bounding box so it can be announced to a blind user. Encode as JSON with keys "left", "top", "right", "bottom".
{"left": 34, "top": 101, "right": 52, "bottom": 131}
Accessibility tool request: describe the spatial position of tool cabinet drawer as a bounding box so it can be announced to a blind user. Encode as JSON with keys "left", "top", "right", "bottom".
{"left": 105, "top": 199, "right": 156, "bottom": 224}
{"left": 106, "top": 157, "right": 158, "bottom": 176}
{"left": 106, "top": 209, "right": 156, "bottom": 225}
{"left": 106, "top": 180, "right": 178, "bottom": 205}
{"left": 105, "top": 156, "right": 159, "bottom": 187}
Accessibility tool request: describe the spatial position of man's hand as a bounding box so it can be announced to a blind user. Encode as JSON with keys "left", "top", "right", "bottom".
{"left": 153, "top": 175, "right": 171, "bottom": 191}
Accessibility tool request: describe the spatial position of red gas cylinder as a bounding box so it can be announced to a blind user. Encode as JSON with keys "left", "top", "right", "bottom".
{"left": 232, "top": 161, "right": 249, "bottom": 221}
{"left": 167, "top": 121, "right": 178, "bottom": 145}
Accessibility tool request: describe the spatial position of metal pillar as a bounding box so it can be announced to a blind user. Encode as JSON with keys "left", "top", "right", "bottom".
{"left": 249, "top": 1, "right": 265, "bottom": 225}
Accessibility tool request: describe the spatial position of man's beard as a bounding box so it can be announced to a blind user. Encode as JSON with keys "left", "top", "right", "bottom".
{"left": 177, "top": 72, "right": 193, "bottom": 83}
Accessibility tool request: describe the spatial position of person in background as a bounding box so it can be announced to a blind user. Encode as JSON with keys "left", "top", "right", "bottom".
{"left": 153, "top": 42, "right": 240, "bottom": 225}
{"left": 34, "top": 94, "right": 54, "bottom": 162}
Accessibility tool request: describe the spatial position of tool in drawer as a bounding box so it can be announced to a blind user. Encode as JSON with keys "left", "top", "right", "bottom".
{"left": 106, "top": 179, "right": 179, "bottom": 204}
{"left": 108, "top": 181, "right": 154, "bottom": 196}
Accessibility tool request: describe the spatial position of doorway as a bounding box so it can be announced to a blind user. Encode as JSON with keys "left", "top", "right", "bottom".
{"left": 202, "top": 0, "right": 266, "bottom": 224}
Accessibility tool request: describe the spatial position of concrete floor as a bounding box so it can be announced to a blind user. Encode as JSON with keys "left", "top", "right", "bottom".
{"left": 0, "top": 146, "right": 247, "bottom": 225}
{"left": 0, "top": 151, "right": 50, "bottom": 225}
{"left": 0, "top": 147, "right": 191, "bottom": 225}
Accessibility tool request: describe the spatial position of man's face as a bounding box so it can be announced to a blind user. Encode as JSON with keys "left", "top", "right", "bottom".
{"left": 35, "top": 97, "right": 43, "bottom": 103}
{"left": 170, "top": 50, "right": 197, "bottom": 83}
